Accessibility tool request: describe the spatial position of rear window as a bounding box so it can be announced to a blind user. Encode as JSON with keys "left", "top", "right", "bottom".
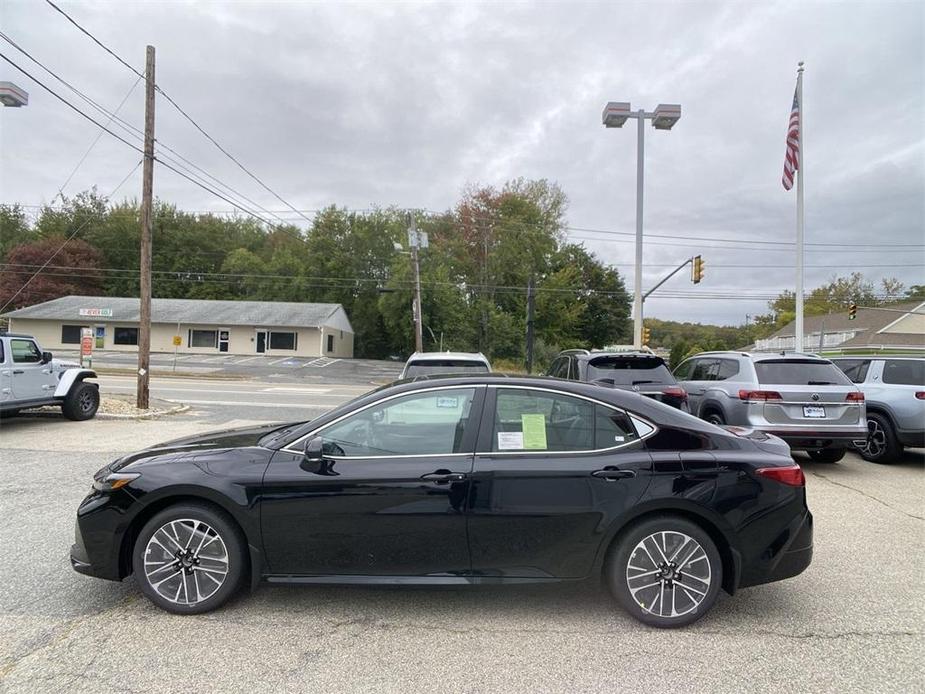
{"left": 587, "top": 356, "right": 674, "bottom": 385}
{"left": 755, "top": 360, "right": 852, "bottom": 386}
{"left": 882, "top": 360, "right": 924, "bottom": 386}
{"left": 405, "top": 360, "right": 489, "bottom": 377}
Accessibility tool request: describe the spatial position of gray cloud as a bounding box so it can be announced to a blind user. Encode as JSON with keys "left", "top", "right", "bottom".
{"left": 1, "top": 0, "right": 922, "bottom": 325}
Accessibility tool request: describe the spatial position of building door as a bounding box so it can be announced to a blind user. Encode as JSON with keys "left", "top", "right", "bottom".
{"left": 218, "top": 330, "right": 230, "bottom": 353}
{"left": 256, "top": 331, "right": 267, "bottom": 354}
{"left": 94, "top": 326, "right": 105, "bottom": 349}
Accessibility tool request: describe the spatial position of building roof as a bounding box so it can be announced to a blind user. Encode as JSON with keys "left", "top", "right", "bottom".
{"left": 2, "top": 295, "right": 352, "bottom": 331}
{"left": 766, "top": 301, "right": 924, "bottom": 338}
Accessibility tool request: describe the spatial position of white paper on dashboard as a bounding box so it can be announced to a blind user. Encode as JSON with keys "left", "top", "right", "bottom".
{"left": 497, "top": 432, "right": 524, "bottom": 450}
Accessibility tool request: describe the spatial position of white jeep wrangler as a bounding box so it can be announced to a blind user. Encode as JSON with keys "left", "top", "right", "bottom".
{"left": 0, "top": 332, "right": 100, "bottom": 420}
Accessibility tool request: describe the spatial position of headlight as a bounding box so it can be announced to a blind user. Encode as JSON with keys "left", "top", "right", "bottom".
{"left": 92, "top": 472, "right": 140, "bottom": 492}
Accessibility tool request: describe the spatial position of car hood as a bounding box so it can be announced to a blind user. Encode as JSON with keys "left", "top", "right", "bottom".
{"left": 107, "top": 422, "right": 297, "bottom": 472}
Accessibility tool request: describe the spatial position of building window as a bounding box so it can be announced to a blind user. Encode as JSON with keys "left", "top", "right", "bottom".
{"left": 188, "top": 329, "right": 218, "bottom": 348}
{"left": 269, "top": 331, "right": 297, "bottom": 350}
{"left": 114, "top": 327, "right": 139, "bottom": 346}
{"left": 61, "top": 325, "right": 83, "bottom": 344}
{"left": 326, "top": 334, "right": 334, "bottom": 352}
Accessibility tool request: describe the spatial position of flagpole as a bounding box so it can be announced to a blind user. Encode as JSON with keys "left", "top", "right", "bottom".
{"left": 794, "top": 61, "right": 805, "bottom": 353}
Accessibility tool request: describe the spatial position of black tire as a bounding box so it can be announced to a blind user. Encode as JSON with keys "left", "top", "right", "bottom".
{"left": 62, "top": 381, "right": 99, "bottom": 420}
{"left": 0, "top": 409, "right": 19, "bottom": 419}
{"left": 858, "top": 412, "right": 901, "bottom": 464}
{"left": 133, "top": 502, "right": 247, "bottom": 615}
{"left": 704, "top": 410, "right": 725, "bottom": 426}
{"left": 807, "top": 449, "right": 846, "bottom": 464}
{"left": 606, "top": 515, "right": 722, "bottom": 628}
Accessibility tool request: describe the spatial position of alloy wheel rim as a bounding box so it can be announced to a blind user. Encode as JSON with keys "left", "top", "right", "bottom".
{"left": 79, "top": 391, "right": 95, "bottom": 412}
{"left": 143, "top": 519, "right": 229, "bottom": 606}
{"left": 862, "top": 419, "right": 885, "bottom": 458}
{"left": 626, "top": 531, "right": 711, "bottom": 619}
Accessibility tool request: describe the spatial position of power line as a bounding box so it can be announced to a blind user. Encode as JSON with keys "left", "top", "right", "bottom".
{"left": 44, "top": 0, "right": 313, "bottom": 224}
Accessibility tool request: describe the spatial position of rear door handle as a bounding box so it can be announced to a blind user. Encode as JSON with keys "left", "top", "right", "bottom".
{"left": 12, "top": 370, "right": 24, "bottom": 375}
{"left": 591, "top": 468, "right": 636, "bottom": 480}
{"left": 420, "top": 471, "right": 467, "bottom": 483}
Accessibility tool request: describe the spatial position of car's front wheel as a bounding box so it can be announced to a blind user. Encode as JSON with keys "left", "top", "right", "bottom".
{"left": 133, "top": 503, "right": 246, "bottom": 614}
{"left": 62, "top": 382, "right": 99, "bottom": 420}
{"left": 807, "top": 449, "right": 845, "bottom": 463}
{"left": 858, "top": 412, "right": 901, "bottom": 464}
{"left": 607, "top": 516, "right": 722, "bottom": 628}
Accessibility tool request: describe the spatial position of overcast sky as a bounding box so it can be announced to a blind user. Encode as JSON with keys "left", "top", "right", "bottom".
{"left": 1, "top": 0, "right": 923, "bottom": 325}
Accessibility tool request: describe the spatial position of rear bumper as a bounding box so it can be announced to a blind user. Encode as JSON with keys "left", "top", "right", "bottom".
{"left": 739, "top": 509, "right": 813, "bottom": 589}
{"left": 759, "top": 427, "right": 868, "bottom": 451}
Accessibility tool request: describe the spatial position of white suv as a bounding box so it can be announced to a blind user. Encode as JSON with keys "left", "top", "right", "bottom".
{"left": 399, "top": 352, "right": 491, "bottom": 380}
{"left": 0, "top": 332, "right": 100, "bottom": 420}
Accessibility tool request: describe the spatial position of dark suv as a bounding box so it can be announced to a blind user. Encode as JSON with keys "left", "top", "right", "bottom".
{"left": 547, "top": 349, "right": 688, "bottom": 410}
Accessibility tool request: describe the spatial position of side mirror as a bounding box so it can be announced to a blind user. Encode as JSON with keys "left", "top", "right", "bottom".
{"left": 42, "top": 351, "right": 53, "bottom": 364}
{"left": 303, "top": 437, "right": 324, "bottom": 462}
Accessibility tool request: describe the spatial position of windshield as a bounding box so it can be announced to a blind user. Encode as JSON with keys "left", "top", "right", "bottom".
{"left": 405, "top": 360, "right": 489, "bottom": 377}
{"left": 587, "top": 356, "right": 674, "bottom": 385}
{"left": 755, "top": 360, "right": 852, "bottom": 386}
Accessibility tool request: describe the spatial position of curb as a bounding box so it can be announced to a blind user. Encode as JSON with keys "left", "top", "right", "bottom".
{"left": 96, "top": 404, "right": 191, "bottom": 420}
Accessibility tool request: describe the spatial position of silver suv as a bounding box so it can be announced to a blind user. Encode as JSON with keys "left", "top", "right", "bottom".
{"left": 0, "top": 332, "right": 99, "bottom": 420}
{"left": 831, "top": 356, "right": 924, "bottom": 464}
{"left": 673, "top": 351, "right": 866, "bottom": 462}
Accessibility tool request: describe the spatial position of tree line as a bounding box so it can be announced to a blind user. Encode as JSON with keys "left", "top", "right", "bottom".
{"left": 0, "top": 179, "right": 631, "bottom": 364}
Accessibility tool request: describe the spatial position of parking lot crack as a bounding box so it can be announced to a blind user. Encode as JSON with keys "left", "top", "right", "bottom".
{"left": 807, "top": 470, "right": 924, "bottom": 521}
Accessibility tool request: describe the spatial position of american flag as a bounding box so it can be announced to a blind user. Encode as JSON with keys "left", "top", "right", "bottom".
{"left": 782, "top": 85, "right": 800, "bottom": 190}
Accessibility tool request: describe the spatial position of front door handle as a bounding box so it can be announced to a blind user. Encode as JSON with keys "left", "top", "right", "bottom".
{"left": 591, "top": 468, "right": 636, "bottom": 480}
{"left": 12, "top": 370, "right": 24, "bottom": 375}
{"left": 420, "top": 470, "right": 467, "bottom": 483}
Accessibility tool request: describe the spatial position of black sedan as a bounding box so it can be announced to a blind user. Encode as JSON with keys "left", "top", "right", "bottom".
{"left": 71, "top": 376, "right": 813, "bottom": 628}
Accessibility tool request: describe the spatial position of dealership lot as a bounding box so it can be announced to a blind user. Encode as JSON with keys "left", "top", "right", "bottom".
{"left": 0, "top": 412, "right": 922, "bottom": 693}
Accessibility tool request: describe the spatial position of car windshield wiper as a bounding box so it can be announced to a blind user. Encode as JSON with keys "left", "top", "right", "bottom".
{"left": 631, "top": 379, "right": 658, "bottom": 385}
{"left": 807, "top": 381, "right": 835, "bottom": 385}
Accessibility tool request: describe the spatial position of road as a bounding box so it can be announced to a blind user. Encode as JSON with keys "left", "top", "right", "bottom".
{"left": 0, "top": 388, "right": 922, "bottom": 692}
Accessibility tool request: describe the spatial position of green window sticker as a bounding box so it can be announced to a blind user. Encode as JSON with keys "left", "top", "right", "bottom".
{"left": 521, "top": 413, "right": 547, "bottom": 450}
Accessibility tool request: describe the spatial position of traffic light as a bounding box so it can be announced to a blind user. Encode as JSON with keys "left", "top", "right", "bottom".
{"left": 691, "top": 255, "right": 705, "bottom": 284}
{"left": 848, "top": 303, "right": 857, "bottom": 320}
{"left": 642, "top": 326, "right": 651, "bottom": 345}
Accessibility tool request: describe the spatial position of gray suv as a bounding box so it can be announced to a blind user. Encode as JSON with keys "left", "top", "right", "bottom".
{"left": 673, "top": 351, "right": 866, "bottom": 462}
{"left": 831, "top": 356, "right": 924, "bottom": 464}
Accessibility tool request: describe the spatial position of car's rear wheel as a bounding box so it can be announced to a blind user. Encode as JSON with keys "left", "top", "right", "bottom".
{"left": 62, "top": 382, "right": 99, "bottom": 420}
{"left": 858, "top": 412, "right": 901, "bottom": 464}
{"left": 704, "top": 411, "right": 725, "bottom": 426}
{"left": 607, "top": 516, "right": 722, "bottom": 628}
{"left": 807, "top": 449, "right": 845, "bottom": 463}
{"left": 133, "top": 503, "right": 246, "bottom": 614}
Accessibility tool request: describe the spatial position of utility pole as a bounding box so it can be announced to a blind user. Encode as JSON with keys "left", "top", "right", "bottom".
{"left": 137, "top": 45, "right": 155, "bottom": 409}
{"left": 525, "top": 277, "right": 535, "bottom": 374}
{"left": 408, "top": 214, "right": 424, "bottom": 354}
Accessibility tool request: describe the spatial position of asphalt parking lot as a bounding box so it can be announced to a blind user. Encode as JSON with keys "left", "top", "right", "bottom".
{"left": 0, "top": 414, "right": 922, "bottom": 693}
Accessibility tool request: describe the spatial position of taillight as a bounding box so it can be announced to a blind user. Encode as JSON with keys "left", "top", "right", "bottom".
{"left": 757, "top": 464, "right": 805, "bottom": 487}
{"left": 845, "top": 391, "right": 864, "bottom": 402}
{"left": 738, "top": 390, "right": 782, "bottom": 401}
{"left": 662, "top": 386, "right": 687, "bottom": 401}
{"left": 916, "top": 392, "right": 925, "bottom": 400}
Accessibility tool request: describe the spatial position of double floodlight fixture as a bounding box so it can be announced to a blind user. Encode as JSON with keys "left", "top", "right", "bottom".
{"left": 601, "top": 101, "right": 682, "bottom": 130}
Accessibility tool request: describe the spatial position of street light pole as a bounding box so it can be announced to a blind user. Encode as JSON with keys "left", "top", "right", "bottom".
{"left": 633, "top": 109, "right": 645, "bottom": 349}
{"left": 603, "top": 102, "right": 681, "bottom": 348}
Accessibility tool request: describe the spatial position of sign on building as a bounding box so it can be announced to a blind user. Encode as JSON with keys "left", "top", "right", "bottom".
{"left": 79, "top": 308, "right": 113, "bottom": 317}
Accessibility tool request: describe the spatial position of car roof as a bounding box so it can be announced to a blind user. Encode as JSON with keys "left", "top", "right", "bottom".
{"left": 0, "top": 332, "right": 36, "bottom": 339}
{"left": 690, "top": 351, "right": 830, "bottom": 362}
{"left": 405, "top": 351, "right": 489, "bottom": 363}
{"left": 575, "top": 351, "right": 664, "bottom": 362}
{"left": 830, "top": 355, "right": 923, "bottom": 361}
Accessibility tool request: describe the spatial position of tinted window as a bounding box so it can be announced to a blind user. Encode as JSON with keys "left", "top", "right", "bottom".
{"left": 114, "top": 327, "right": 138, "bottom": 345}
{"left": 673, "top": 359, "right": 695, "bottom": 380}
{"left": 587, "top": 356, "right": 674, "bottom": 385}
{"left": 61, "top": 325, "right": 83, "bottom": 344}
{"left": 716, "top": 359, "right": 740, "bottom": 380}
{"left": 320, "top": 388, "right": 476, "bottom": 457}
{"left": 11, "top": 339, "right": 41, "bottom": 363}
{"left": 882, "top": 359, "right": 924, "bottom": 386}
{"left": 189, "top": 330, "right": 217, "bottom": 348}
{"left": 834, "top": 359, "right": 871, "bottom": 384}
{"left": 691, "top": 359, "right": 718, "bottom": 381}
{"left": 755, "top": 360, "right": 851, "bottom": 385}
{"left": 548, "top": 357, "right": 567, "bottom": 378}
{"left": 270, "top": 331, "right": 297, "bottom": 350}
{"left": 491, "top": 388, "right": 637, "bottom": 452}
{"left": 405, "top": 360, "right": 489, "bottom": 377}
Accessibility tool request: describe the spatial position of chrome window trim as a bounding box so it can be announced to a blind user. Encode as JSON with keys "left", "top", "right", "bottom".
{"left": 481, "top": 384, "right": 658, "bottom": 456}
{"left": 281, "top": 384, "right": 485, "bottom": 456}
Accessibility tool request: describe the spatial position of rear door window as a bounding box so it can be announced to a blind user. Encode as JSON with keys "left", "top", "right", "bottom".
{"left": 882, "top": 360, "right": 924, "bottom": 386}
{"left": 834, "top": 359, "right": 871, "bottom": 384}
{"left": 755, "top": 360, "right": 852, "bottom": 386}
{"left": 716, "top": 359, "right": 740, "bottom": 380}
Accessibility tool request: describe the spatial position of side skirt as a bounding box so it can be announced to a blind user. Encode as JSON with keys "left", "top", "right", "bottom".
{"left": 263, "top": 574, "right": 571, "bottom": 586}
